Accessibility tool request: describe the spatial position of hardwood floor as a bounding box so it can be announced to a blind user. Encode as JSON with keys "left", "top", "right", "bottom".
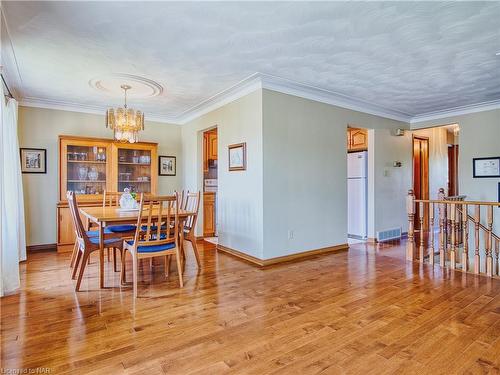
{"left": 1, "top": 240, "right": 499, "bottom": 374}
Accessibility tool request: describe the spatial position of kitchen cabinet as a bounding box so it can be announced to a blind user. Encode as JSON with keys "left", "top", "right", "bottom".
{"left": 203, "top": 192, "right": 216, "bottom": 237}
{"left": 208, "top": 131, "right": 217, "bottom": 160}
{"left": 347, "top": 128, "right": 368, "bottom": 152}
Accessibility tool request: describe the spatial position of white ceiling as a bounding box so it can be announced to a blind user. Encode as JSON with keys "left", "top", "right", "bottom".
{"left": 2, "top": 1, "right": 500, "bottom": 123}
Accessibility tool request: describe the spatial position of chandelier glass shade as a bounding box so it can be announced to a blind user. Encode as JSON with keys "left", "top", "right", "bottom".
{"left": 106, "top": 85, "right": 144, "bottom": 143}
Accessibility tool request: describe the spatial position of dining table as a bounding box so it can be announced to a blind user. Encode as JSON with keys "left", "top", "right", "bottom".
{"left": 79, "top": 206, "right": 197, "bottom": 288}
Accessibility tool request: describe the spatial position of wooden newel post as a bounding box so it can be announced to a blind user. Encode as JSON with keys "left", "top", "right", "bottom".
{"left": 407, "top": 189, "right": 415, "bottom": 261}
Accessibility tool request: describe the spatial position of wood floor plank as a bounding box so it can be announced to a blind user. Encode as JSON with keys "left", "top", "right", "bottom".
{"left": 1, "top": 240, "right": 499, "bottom": 374}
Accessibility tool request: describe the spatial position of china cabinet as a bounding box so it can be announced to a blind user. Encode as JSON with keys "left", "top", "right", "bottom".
{"left": 57, "top": 135, "right": 157, "bottom": 252}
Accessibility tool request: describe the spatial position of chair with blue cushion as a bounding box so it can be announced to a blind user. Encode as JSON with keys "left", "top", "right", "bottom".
{"left": 122, "top": 194, "right": 182, "bottom": 298}
{"left": 66, "top": 191, "right": 124, "bottom": 291}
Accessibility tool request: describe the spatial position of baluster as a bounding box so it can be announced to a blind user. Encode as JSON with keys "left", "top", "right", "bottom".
{"left": 419, "top": 201, "right": 425, "bottom": 263}
{"left": 495, "top": 239, "right": 499, "bottom": 276}
{"left": 438, "top": 189, "right": 446, "bottom": 267}
{"left": 486, "top": 206, "right": 493, "bottom": 277}
{"left": 429, "top": 203, "right": 435, "bottom": 265}
{"left": 462, "top": 204, "right": 468, "bottom": 272}
{"left": 474, "top": 205, "right": 480, "bottom": 274}
{"left": 450, "top": 203, "right": 456, "bottom": 269}
{"left": 406, "top": 190, "right": 415, "bottom": 261}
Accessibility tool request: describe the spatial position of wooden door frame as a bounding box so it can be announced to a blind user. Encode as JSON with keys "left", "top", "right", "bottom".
{"left": 412, "top": 135, "right": 429, "bottom": 198}
{"left": 412, "top": 135, "right": 430, "bottom": 230}
{"left": 202, "top": 126, "right": 218, "bottom": 237}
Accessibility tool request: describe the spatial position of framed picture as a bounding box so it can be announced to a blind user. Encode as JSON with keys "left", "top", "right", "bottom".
{"left": 20, "top": 148, "right": 46, "bottom": 174}
{"left": 158, "top": 155, "right": 176, "bottom": 176}
{"left": 473, "top": 157, "right": 500, "bottom": 178}
{"left": 228, "top": 142, "right": 246, "bottom": 171}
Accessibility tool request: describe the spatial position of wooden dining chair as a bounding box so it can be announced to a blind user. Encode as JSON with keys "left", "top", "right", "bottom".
{"left": 67, "top": 191, "right": 124, "bottom": 291}
{"left": 174, "top": 190, "right": 185, "bottom": 210}
{"left": 122, "top": 194, "right": 183, "bottom": 298}
{"left": 182, "top": 191, "right": 202, "bottom": 268}
{"left": 103, "top": 190, "right": 141, "bottom": 271}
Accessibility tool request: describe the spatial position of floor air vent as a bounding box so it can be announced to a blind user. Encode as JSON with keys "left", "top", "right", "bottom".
{"left": 376, "top": 227, "right": 402, "bottom": 242}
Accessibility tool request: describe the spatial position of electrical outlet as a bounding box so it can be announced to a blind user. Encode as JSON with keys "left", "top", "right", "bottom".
{"left": 288, "top": 230, "right": 294, "bottom": 240}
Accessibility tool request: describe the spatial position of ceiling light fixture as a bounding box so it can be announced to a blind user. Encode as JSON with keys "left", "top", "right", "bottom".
{"left": 106, "top": 84, "right": 144, "bottom": 143}
{"left": 496, "top": 52, "right": 500, "bottom": 56}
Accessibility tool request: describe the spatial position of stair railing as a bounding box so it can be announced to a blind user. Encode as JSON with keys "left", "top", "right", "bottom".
{"left": 407, "top": 188, "right": 500, "bottom": 277}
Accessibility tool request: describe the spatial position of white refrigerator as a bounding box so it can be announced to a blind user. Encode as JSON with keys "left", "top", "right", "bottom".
{"left": 348, "top": 151, "right": 367, "bottom": 239}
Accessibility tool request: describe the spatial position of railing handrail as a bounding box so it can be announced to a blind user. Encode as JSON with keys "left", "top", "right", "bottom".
{"left": 407, "top": 188, "right": 500, "bottom": 278}
{"left": 414, "top": 198, "right": 500, "bottom": 207}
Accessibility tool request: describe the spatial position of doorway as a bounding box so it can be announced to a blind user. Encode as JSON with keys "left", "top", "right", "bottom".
{"left": 202, "top": 128, "right": 218, "bottom": 244}
{"left": 413, "top": 135, "right": 429, "bottom": 229}
{"left": 347, "top": 126, "right": 368, "bottom": 242}
{"left": 448, "top": 145, "right": 459, "bottom": 196}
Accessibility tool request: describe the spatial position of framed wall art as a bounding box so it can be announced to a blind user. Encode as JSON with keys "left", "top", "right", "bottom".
{"left": 158, "top": 155, "right": 176, "bottom": 176}
{"left": 20, "top": 148, "right": 47, "bottom": 174}
{"left": 228, "top": 142, "right": 246, "bottom": 171}
{"left": 473, "top": 157, "right": 500, "bottom": 178}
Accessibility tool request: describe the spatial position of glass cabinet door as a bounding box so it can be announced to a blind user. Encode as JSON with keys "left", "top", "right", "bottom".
{"left": 117, "top": 148, "right": 152, "bottom": 193}
{"left": 66, "top": 145, "right": 107, "bottom": 196}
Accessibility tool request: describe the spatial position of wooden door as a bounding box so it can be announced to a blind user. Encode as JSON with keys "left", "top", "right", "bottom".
{"left": 413, "top": 136, "right": 429, "bottom": 229}
{"left": 203, "top": 193, "right": 215, "bottom": 236}
{"left": 448, "top": 145, "right": 459, "bottom": 196}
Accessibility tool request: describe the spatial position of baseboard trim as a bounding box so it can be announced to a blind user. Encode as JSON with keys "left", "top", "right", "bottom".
{"left": 27, "top": 243, "right": 57, "bottom": 252}
{"left": 217, "top": 243, "right": 349, "bottom": 267}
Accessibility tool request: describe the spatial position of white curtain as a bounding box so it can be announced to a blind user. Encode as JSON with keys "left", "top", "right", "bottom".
{"left": 0, "top": 84, "right": 26, "bottom": 297}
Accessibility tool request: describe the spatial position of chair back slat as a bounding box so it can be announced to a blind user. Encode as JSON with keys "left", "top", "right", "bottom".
{"left": 131, "top": 194, "right": 178, "bottom": 252}
{"left": 174, "top": 190, "right": 185, "bottom": 210}
{"left": 66, "top": 191, "right": 90, "bottom": 246}
{"left": 103, "top": 191, "right": 142, "bottom": 207}
{"left": 184, "top": 191, "right": 201, "bottom": 230}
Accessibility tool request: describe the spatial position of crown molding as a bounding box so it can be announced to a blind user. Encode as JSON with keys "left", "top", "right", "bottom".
{"left": 410, "top": 99, "right": 500, "bottom": 124}
{"left": 177, "top": 73, "right": 263, "bottom": 124}
{"left": 14, "top": 72, "right": 500, "bottom": 127}
{"left": 19, "top": 97, "right": 179, "bottom": 125}
{"left": 258, "top": 73, "right": 413, "bottom": 123}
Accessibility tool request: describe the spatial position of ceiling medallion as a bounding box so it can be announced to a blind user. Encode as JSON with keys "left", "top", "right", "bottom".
{"left": 89, "top": 73, "right": 164, "bottom": 98}
{"left": 106, "top": 84, "right": 144, "bottom": 144}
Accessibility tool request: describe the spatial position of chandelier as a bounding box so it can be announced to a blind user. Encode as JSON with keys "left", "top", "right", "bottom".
{"left": 106, "top": 84, "right": 144, "bottom": 143}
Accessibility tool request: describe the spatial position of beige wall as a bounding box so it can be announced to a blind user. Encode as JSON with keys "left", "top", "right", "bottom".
{"left": 181, "top": 90, "right": 264, "bottom": 258}
{"left": 262, "top": 89, "right": 409, "bottom": 257}
{"left": 18, "top": 106, "right": 182, "bottom": 246}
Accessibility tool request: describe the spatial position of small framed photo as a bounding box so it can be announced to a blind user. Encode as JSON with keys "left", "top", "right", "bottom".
{"left": 473, "top": 157, "right": 500, "bottom": 178}
{"left": 20, "top": 148, "right": 46, "bottom": 174}
{"left": 228, "top": 142, "right": 246, "bottom": 171}
{"left": 159, "top": 155, "right": 176, "bottom": 176}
